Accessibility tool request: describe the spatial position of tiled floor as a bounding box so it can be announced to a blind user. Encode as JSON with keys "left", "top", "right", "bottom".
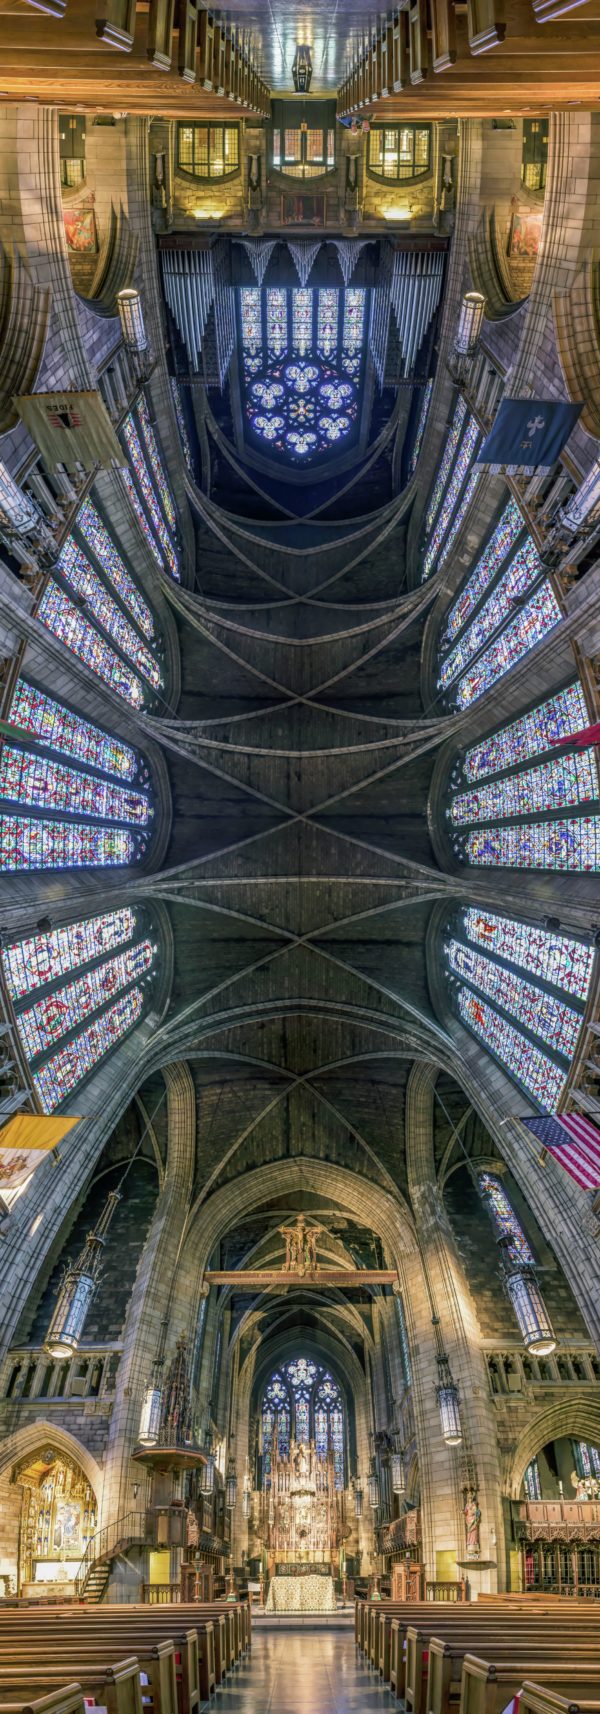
{"left": 210, "top": 1632, "right": 399, "bottom": 1712}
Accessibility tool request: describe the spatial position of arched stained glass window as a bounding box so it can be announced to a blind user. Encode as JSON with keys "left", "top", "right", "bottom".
{"left": 409, "top": 376, "right": 433, "bottom": 475}
{"left": 56, "top": 538, "right": 162, "bottom": 691}
{"left": 38, "top": 583, "right": 145, "bottom": 710}
{"left": 2, "top": 905, "right": 157, "bottom": 1112}
{"left": 422, "top": 415, "right": 481, "bottom": 580}
{"left": 260, "top": 1358, "right": 345, "bottom": 1489}
{"left": 75, "top": 499, "right": 156, "bottom": 640}
{"left": 122, "top": 412, "right": 180, "bottom": 581}
{"left": 446, "top": 686, "right": 600, "bottom": 871}
{"left": 136, "top": 396, "right": 177, "bottom": 533}
{"left": 478, "top": 1173, "right": 534, "bottom": 1266}
{"left": 435, "top": 492, "right": 562, "bottom": 703}
{"left": 170, "top": 377, "right": 194, "bottom": 474}
{"left": 239, "top": 285, "right": 366, "bottom": 465}
{"left": 425, "top": 397, "right": 467, "bottom": 535}
{"left": 444, "top": 905, "right": 593, "bottom": 1107}
{"left": 0, "top": 686, "right": 152, "bottom": 872}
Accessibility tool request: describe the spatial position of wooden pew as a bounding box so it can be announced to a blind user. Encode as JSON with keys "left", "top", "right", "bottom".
{"left": 420, "top": 1634, "right": 600, "bottom": 1714}
{"left": 0, "top": 1660, "right": 142, "bottom": 1714}
{"left": 461, "top": 1655, "right": 600, "bottom": 1714}
{"left": 0, "top": 1693, "right": 85, "bottom": 1714}
{"left": 0, "top": 1617, "right": 211, "bottom": 1711}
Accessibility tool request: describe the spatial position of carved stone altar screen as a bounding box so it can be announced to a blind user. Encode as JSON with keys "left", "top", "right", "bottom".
{"left": 259, "top": 1438, "right": 345, "bottom": 1571}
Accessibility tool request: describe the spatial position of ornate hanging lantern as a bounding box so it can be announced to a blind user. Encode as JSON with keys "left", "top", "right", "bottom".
{"left": 354, "top": 1482, "right": 363, "bottom": 1518}
{"left": 44, "top": 1190, "right": 120, "bottom": 1361}
{"left": 226, "top": 1458, "right": 238, "bottom": 1508}
{"left": 391, "top": 1450, "right": 406, "bottom": 1494}
{"left": 242, "top": 1487, "right": 252, "bottom": 1519}
{"left": 0, "top": 460, "right": 39, "bottom": 538}
{"left": 117, "top": 287, "right": 149, "bottom": 354}
{"left": 506, "top": 1266, "right": 556, "bottom": 1356}
{"left": 367, "top": 1459, "right": 379, "bottom": 1509}
{"left": 454, "top": 291, "right": 486, "bottom": 357}
{"left": 138, "top": 1361, "right": 164, "bottom": 1447}
{"left": 432, "top": 1318, "right": 462, "bottom": 1447}
{"left": 200, "top": 1428, "right": 215, "bottom": 1494}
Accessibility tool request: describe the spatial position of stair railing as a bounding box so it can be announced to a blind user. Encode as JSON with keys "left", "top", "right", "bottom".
{"left": 75, "top": 1509, "right": 146, "bottom": 1599}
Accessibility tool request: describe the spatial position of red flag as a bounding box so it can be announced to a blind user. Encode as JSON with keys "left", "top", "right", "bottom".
{"left": 554, "top": 722, "right": 600, "bottom": 750}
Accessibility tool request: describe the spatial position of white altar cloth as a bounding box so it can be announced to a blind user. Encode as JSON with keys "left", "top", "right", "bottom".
{"left": 265, "top": 1573, "right": 336, "bottom": 1613}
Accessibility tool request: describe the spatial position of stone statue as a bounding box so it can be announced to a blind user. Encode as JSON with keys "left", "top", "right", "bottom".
{"left": 463, "top": 1489, "right": 481, "bottom": 1558}
{"left": 278, "top": 1214, "right": 324, "bottom": 1275}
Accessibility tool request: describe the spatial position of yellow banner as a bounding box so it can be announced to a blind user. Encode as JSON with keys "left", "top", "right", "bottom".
{"left": 0, "top": 1113, "right": 81, "bottom": 1190}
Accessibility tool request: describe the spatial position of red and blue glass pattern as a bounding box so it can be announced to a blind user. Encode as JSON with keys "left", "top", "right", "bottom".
{"left": 478, "top": 1173, "right": 534, "bottom": 1266}
{"left": 2, "top": 907, "right": 138, "bottom": 1001}
{"left": 464, "top": 684, "right": 588, "bottom": 782}
{"left": 440, "top": 536, "right": 542, "bottom": 691}
{"left": 240, "top": 286, "right": 366, "bottom": 465}
{"left": 17, "top": 937, "right": 155, "bottom": 1058}
{"left": 448, "top": 939, "right": 583, "bottom": 1058}
{"left": 122, "top": 416, "right": 180, "bottom": 581}
{"left": 57, "top": 538, "right": 162, "bottom": 691}
{"left": 460, "top": 816, "right": 600, "bottom": 870}
{"left": 441, "top": 499, "right": 523, "bottom": 646}
{"left": 260, "top": 1359, "right": 344, "bottom": 1489}
{"left": 424, "top": 396, "right": 467, "bottom": 535}
{"left": 34, "top": 984, "right": 145, "bottom": 1111}
{"left": 453, "top": 583, "right": 562, "bottom": 708}
{"left": 434, "top": 468, "right": 481, "bottom": 576}
{"left": 137, "top": 395, "right": 177, "bottom": 532}
{"left": 422, "top": 416, "right": 481, "bottom": 578}
{"left": 76, "top": 499, "right": 155, "bottom": 640}
{"left": 450, "top": 750, "right": 598, "bottom": 826}
{"left": 38, "top": 583, "right": 145, "bottom": 709}
{"left": 9, "top": 681, "right": 139, "bottom": 781}
{"left": 121, "top": 469, "right": 165, "bottom": 575}
{"left": 0, "top": 816, "right": 139, "bottom": 871}
{"left": 0, "top": 745, "right": 151, "bottom": 826}
{"left": 456, "top": 987, "right": 567, "bottom": 1106}
{"left": 461, "top": 908, "right": 594, "bottom": 1000}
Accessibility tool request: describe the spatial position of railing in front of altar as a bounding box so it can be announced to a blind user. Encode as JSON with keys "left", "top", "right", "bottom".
{"left": 143, "top": 1583, "right": 181, "bottom": 1603}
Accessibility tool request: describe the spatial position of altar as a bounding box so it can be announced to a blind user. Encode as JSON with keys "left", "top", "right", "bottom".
{"left": 265, "top": 1573, "right": 336, "bottom": 1614}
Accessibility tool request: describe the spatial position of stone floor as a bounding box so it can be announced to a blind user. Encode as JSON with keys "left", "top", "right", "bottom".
{"left": 207, "top": 1631, "right": 399, "bottom": 1712}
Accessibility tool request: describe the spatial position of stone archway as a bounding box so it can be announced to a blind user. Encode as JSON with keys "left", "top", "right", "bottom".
{"left": 509, "top": 1399, "right": 600, "bottom": 1500}
{"left": 0, "top": 1422, "right": 103, "bottom": 1597}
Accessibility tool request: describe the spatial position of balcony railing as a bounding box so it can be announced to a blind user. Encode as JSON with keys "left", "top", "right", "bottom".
{"left": 1, "top": 1344, "right": 122, "bottom": 1405}
{"left": 485, "top": 1344, "right": 600, "bottom": 1397}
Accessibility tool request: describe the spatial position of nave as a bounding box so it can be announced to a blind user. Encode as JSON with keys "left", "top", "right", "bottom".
{"left": 212, "top": 1633, "right": 397, "bottom": 1714}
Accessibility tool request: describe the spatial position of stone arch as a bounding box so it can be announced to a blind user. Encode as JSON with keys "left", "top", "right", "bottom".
{"left": 0, "top": 1419, "right": 103, "bottom": 1499}
{"left": 510, "top": 1398, "right": 600, "bottom": 1500}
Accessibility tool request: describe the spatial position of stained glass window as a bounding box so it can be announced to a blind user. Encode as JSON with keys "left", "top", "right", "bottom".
{"left": 122, "top": 416, "right": 180, "bottom": 581}
{"left": 410, "top": 377, "right": 433, "bottom": 474}
{"left": 0, "top": 816, "right": 140, "bottom": 871}
{"left": 317, "top": 288, "right": 338, "bottom": 358}
{"left": 9, "top": 681, "right": 139, "bottom": 781}
{"left": 464, "top": 685, "right": 589, "bottom": 782}
{"left": 439, "top": 536, "right": 542, "bottom": 690}
{"left": 17, "top": 937, "right": 155, "bottom": 1058}
{"left": 34, "top": 985, "right": 146, "bottom": 1111}
{"left": 459, "top": 817, "right": 600, "bottom": 871}
{"left": 461, "top": 908, "right": 594, "bottom": 1001}
{"left": 241, "top": 286, "right": 367, "bottom": 466}
{"left": 38, "top": 582, "right": 145, "bottom": 709}
{"left": 421, "top": 416, "right": 481, "bottom": 579}
{"left": 121, "top": 469, "right": 165, "bottom": 575}
{"left": 448, "top": 939, "right": 583, "bottom": 1058}
{"left": 577, "top": 1442, "right": 600, "bottom": 1480}
{"left": 260, "top": 1359, "right": 345, "bottom": 1489}
{"left": 434, "top": 469, "right": 481, "bottom": 576}
{"left": 456, "top": 986, "right": 567, "bottom": 1105}
{"left": 450, "top": 750, "right": 597, "bottom": 826}
{"left": 524, "top": 1458, "right": 542, "bottom": 1500}
{"left": 3, "top": 907, "right": 138, "bottom": 1001}
{"left": 76, "top": 499, "right": 155, "bottom": 640}
{"left": 442, "top": 499, "right": 524, "bottom": 647}
{"left": 170, "top": 376, "right": 194, "bottom": 473}
{"left": 424, "top": 396, "right": 467, "bottom": 534}
{"left": 478, "top": 1172, "right": 534, "bottom": 1266}
{"left": 0, "top": 745, "right": 151, "bottom": 826}
{"left": 136, "top": 395, "right": 177, "bottom": 533}
{"left": 396, "top": 1293, "right": 412, "bottom": 1387}
{"left": 57, "top": 537, "right": 162, "bottom": 690}
{"left": 453, "top": 583, "right": 562, "bottom": 709}
{"left": 266, "top": 287, "right": 287, "bottom": 358}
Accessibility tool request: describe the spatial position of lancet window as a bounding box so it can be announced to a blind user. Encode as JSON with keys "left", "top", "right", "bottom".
{"left": 524, "top": 1458, "right": 542, "bottom": 1500}
{"left": 0, "top": 681, "right": 152, "bottom": 872}
{"left": 260, "top": 1358, "right": 345, "bottom": 1489}
{"left": 446, "top": 686, "right": 600, "bottom": 871}
{"left": 409, "top": 377, "right": 433, "bottom": 474}
{"left": 444, "top": 905, "right": 593, "bottom": 1107}
{"left": 421, "top": 414, "right": 481, "bottom": 580}
{"left": 122, "top": 407, "right": 179, "bottom": 581}
{"left": 2, "top": 906, "right": 157, "bottom": 1112}
{"left": 478, "top": 1173, "right": 534, "bottom": 1265}
{"left": 37, "top": 495, "right": 163, "bottom": 709}
{"left": 435, "top": 499, "right": 562, "bottom": 704}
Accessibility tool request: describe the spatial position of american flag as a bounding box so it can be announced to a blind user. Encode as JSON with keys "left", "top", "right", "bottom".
{"left": 554, "top": 720, "right": 600, "bottom": 751}
{"left": 521, "top": 1113, "right": 600, "bottom": 1191}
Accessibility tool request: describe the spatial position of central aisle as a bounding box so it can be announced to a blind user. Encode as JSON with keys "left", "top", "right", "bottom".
{"left": 209, "top": 1631, "right": 399, "bottom": 1713}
